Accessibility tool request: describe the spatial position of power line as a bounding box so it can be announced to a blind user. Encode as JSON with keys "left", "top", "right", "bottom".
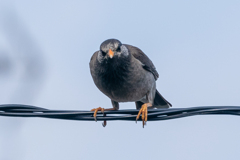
{"left": 1, "top": 104, "right": 240, "bottom": 121}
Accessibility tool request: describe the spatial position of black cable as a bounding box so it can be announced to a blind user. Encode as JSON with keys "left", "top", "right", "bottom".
{"left": 0, "top": 104, "right": 240, "bottom": 121}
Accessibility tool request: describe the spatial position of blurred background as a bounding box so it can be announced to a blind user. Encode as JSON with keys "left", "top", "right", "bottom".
{"left": 0, "top": 0, "right": 240, "bottom": 160}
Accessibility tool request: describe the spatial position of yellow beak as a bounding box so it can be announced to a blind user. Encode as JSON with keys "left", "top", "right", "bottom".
{"left": 108, "top": 49, "right": 114, "bottom": 58}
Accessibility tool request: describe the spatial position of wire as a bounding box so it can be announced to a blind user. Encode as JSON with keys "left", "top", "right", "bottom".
{"left": 1, "top": 104, "right": 240, "bottom": 122}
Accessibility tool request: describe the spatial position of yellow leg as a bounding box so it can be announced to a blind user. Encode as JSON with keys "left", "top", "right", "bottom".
{"left": 91, "top": 107, "right": 117, "bottom": 126}
{"left": 91, "top": 107, "right": 105, "bottom": 121}
{"left": 136, "top": 103, "right": 152, "bottom": 128}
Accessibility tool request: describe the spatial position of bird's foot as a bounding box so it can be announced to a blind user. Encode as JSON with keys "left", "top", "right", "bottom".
{"left": 91, "top": 107, "right": 105, "bottom": 122}
{"left": 136, "top": 103, "right": 152, "bottom": 128}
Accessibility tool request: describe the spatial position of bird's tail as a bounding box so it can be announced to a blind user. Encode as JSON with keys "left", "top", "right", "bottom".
{"left": 153, "top": 90, "right": 172, "bottom": 108}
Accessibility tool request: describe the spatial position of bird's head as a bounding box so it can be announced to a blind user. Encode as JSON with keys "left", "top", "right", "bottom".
{"left": 97, "top": 39, "right": 129, "bottom": 63}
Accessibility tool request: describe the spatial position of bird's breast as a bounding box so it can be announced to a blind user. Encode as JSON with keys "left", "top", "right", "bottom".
{"left": 95, "top": 65, "right": 155, "bottom": 102}
{"left": 91, "top": 56, "right": 155, "bottom": 102}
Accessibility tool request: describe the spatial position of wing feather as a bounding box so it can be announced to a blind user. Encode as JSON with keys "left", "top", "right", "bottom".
{"left": 124, "top": 44, "right": 159, "bottom": 80}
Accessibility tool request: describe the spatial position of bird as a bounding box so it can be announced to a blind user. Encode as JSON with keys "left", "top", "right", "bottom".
{"left": 89, "top": 39, "right": 171, "bottom": 127}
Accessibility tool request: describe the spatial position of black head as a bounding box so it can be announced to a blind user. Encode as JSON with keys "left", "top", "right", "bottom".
{"left": 100, "top": 39, "right": 122, "bottom": 54}
{"left": 97, "top": 39, "right": 129, "bottom": 62}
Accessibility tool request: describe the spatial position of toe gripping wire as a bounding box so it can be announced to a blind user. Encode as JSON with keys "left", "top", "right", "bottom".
{"left": 1, "top": 104, "right": 240, "bottom": 121}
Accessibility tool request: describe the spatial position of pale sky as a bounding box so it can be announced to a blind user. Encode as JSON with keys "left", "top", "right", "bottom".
{"left": 0, "top": 0, "right": 240, "bottom": 160}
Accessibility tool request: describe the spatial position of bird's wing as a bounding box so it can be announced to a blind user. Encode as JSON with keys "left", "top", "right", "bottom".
{"left": 124, "top": 44, "right": 159, "bottom": 80}
{"left": 89, "top": 51, "right": 98, "bottom": 73}
{"left": 90, "top": 51, "right": 98, "bottom": 62}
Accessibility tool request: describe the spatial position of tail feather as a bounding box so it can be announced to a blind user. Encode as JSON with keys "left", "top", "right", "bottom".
{"left": 135, "top": 90, "right": 172, "bottom": 109}
{"left": 153, "top": 90, "right": 172, "bottom": 108}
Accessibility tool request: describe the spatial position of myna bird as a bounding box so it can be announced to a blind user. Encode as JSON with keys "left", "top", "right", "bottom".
{"left": 90, "top": 39, "right": 171, "bottom": 127}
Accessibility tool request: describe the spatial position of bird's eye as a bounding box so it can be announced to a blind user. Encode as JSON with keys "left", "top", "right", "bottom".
{"left": 102, "top": 51, "right": 106, "bottom": 56}
{"left": 116, "top": 46, "right": 121, "bottom": 52}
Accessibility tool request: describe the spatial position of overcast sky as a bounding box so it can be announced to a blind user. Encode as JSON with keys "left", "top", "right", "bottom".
{"left": 0, "top": 0, "right": 240, "bottom": 160}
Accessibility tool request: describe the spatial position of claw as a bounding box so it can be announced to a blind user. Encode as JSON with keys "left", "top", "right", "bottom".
{"left": 91, "top": 107, "right": 104, "bottom": 122}
{"left": 136, "top": 103, "right": 152, "bottom": 128}
{"left": 102, "top": 113, "right": 107, "bottom": 127}
{"left": 90, "top": 107, "right": 117, "bottom": 127}
{"left": 102, "top": 121, "right": 107, "bottom": 127}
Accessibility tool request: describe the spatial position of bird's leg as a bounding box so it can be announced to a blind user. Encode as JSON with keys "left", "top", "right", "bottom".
{"left": 90, "top": 107, "right": 117, "bottom": 122}
{"left": 136, "top": 103, "right": 152, "bottom": 128}
{"left": 91, "top": 107, "right": 104, "bottom": 122}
